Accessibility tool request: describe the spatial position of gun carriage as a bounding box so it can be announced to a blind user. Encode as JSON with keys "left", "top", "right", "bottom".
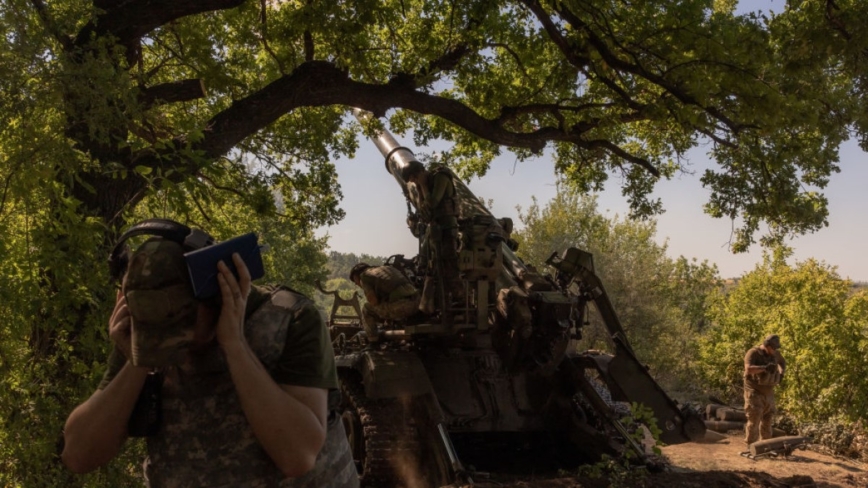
{"left": 319, "top": 111, "right": 705, "bottom": 487}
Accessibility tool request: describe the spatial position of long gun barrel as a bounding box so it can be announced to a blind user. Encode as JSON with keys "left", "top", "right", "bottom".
{"left": 352, "top": 109, "right": 533, "bottom": 285}
{"left": 353, "top": 109, "right": 493, "bottom": 218}
{"left": 352, "top": 109, "right": 420, "bottom": 199}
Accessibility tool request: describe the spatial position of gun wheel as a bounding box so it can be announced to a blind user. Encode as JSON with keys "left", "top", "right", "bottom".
{"left": 338, "top": 369, "right": 423, "bottom": 487}
{"left": 341, "top": 408, "right": 364, "bottom": 473}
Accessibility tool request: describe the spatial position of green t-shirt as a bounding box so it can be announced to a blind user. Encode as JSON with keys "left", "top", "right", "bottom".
{"left": 98, "top": 286, "right": 345, "bottom": 487}
{"left": 99, "top": 285, "right": 337, "bottom": 390}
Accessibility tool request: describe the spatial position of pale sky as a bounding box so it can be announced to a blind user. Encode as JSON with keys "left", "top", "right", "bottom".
{"left": 315, "top": 1, "right": 868, "bottom": 282}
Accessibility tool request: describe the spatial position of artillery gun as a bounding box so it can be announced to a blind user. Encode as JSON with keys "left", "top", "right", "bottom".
{"left": 321, "top": 111, "right": 705, "bottom": 487}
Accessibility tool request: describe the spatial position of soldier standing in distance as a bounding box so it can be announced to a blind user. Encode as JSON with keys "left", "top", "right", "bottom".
{"left": 743, "top": 334, "right": 787, "bottom": 446}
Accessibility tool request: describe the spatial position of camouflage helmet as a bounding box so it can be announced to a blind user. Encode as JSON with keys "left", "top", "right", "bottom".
{"left": 123, "top": 238, "right": 198, "bottom": 368}
{"left": 349, "top": 263, "right": 372, "bottom": 282}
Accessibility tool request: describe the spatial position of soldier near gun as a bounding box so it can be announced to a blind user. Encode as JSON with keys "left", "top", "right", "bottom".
{"left": 61, "top": 230, "right": 357, "bottom": 487}
{"left": 349, "top": 263, "right": 420, "bottom": 344}
{"left": 401, "top": 162, "right": 463, "bottom": 310}
{"left": 743, "top": 334, "right": 787, "bottom": 445}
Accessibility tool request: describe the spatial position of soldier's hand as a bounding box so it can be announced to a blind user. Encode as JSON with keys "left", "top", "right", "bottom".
{"left": 215, "top": 253, "right": 251, "bottom": 348}
{"left": 765, "top": 362, "right": 778, "bottom": 374}
{"left": 108, "top": 289, "right": 134, "bottom": 360}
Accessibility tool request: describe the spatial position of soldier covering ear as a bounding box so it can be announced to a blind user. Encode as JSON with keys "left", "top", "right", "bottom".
{"left": 62, "top": 222, "right": 358, "bottom": 487}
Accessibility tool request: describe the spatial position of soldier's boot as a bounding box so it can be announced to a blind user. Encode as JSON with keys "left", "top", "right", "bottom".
{"left": 362, "top": 313, "right": 381, "bottom": 347}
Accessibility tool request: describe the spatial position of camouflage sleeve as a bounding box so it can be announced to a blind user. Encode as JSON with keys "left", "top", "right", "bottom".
{"left": 358, "top": 272, "right": 379, "bottom": 305}
{"left": 270, "top": 299, "right": 339, "bottom": 390}
{"left": 97, "top": 345, "right": 128, "bottom": 390}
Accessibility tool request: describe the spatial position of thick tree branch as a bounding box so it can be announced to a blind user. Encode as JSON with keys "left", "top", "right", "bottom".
{"left": 258, "top": 0, "right": 287, "bottom": 72}
{"left": 520, "top": 0, "right": 745, "bottom": 137}
{"left": 824, "top": 0, "right": 852, "bottom": 40}
{"left": 487, "top": 42, "right": 532, "bottom": 79}
{"left": 520, "top": 0, "right": 644, "bottom": 113}
{"left": 121, "top": 61, "right": 658, "bottom": 178}
{"left": 28, "top": 0, "right": 73, "bottom": 50}
{"left": 139, "top": 79, "right": 206, "bottom": 107}
{"left": 582, "top": 139, "right": 658, "bottom": 175}
{"left": 196, "top": 61, "right": 559, "bottom": 157}
{"left": 498, "top": 102, "right": 645, "bottom": 133}
{"left": 519, "top": 0, "right": 590, "bottom": 69}
{"left": 0, "top": 157, "right": 24, "bottom": 218}
{"left": 420, "top": 44, "right": 470, "bottom": 80}
{"left": 74, "top": 0, "right": 248, "bottom": 47}
{"left": 93, "top": 0, "right": 126, "bottom": 9}
{"left": 555, "top": 4, "right": 744, "bottom": 135}
{"left": 390, "top": 43, "right": 471, "bottom": 90}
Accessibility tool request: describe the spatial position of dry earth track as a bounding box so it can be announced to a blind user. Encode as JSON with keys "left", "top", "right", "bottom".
{"left": 467, "top": 432, "right": 868, "bottom": 488}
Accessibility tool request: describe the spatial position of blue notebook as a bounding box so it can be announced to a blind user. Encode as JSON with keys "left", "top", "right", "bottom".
{"left": 184, "top": 232, "right": 265, "bottom": 299}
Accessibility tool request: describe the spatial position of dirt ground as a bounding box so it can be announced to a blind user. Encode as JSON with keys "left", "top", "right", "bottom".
{"left": 657, "top": 431, "right": 868, "bottom": 487}
{"left": 470, "top": 432, "right": 868, "bottom": 488}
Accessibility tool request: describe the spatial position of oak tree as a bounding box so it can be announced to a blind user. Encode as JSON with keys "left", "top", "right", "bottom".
{"left": 1, "top": 0, "right": 866, "bottom": 484}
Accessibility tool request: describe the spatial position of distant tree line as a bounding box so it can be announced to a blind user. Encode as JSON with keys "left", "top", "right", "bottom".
{"left": 513, "top": 189, "right": 722, "bottom": 394}
{"left": 309, "top": 251, "right": 389, "bottom": 322}
{"left": 514, "top": 189, "right": 868, "bottom": 431}
{"left": 324, "top": 251, "right": 388, "bottom": 281}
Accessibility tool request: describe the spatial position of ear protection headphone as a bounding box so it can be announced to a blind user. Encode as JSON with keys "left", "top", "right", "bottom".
{"left": 108, "top": 218, "right": 215, "bottom": 281}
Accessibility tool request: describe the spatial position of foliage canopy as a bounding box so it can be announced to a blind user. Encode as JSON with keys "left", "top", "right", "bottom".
{"left": 3, "top": 0, "right": 866, "bottom": 247}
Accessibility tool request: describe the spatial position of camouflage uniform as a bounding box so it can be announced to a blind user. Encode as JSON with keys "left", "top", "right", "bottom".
{"left": 101, "top": 286, "right": 358, "bottom": 488}
{"left": 408, "top": 165, "right": 463, "bottom": 313}
{"left": 358, "top": 266, "right": 420, "bottom": 341}
{"left": 427, "top": 166, "right": 460, "bottom": 279}
{"left": 743, "top": 345, "right": 786, "bottom": 445}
